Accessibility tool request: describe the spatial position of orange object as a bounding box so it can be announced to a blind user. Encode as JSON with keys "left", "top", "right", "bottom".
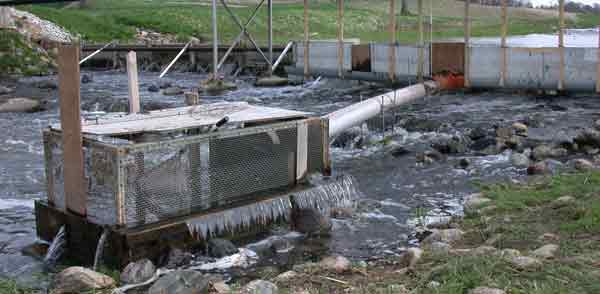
{"left": 433, "top": 72, "right": 465, "bottom": 90}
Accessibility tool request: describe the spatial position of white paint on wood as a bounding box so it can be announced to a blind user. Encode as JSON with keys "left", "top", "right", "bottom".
{"left": 296, "top": 121, "right": 308, "bottom": 180}
{"left": 126, "top": 51, "right": 140, "bottom": 113}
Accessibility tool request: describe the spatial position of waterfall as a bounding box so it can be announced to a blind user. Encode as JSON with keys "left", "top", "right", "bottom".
{"left": 93, "top": 227, "right": 110, "bottom": 271}
{"left": 43, "top": 225, "right": 66, "bottom": 268}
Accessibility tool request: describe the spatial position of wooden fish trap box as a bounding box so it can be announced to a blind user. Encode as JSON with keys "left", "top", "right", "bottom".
{"left": 35, "top": 102, "right": 332, "bottom": 266}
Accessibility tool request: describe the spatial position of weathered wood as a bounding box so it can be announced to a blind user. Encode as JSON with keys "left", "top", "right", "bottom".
{"left": 303, "top": 0, "right": 310, "bottom": 79}
{"left": 58, "top": 43, "right": 87, "bottom": 217}
{"left": 558, "top": 0, "right": 565, "bottom": 91}
{"left": 337, "top": 0, "right": 344, "bottom": 79}
{"left": 417, "top": 0, "right": 424, "bottom": 82}
{"left": 464, "top": 0, "right": 470, "bottom": 88}
{"left": 296, "top": 121, "right": 308, "bottom": 180}
{"left": 321, "top": 119, "right": 331, "bottom": 176}
{"left": 388, "top": 0, "right": 396, "bottom": 82}
{"left": 0, "top": 7, "right": 14, "bottom": 29}
{"left": 126, "top": 51, "right": 140, "bottom": 113}
{"left": 597, "top": 25, "right": 600, "bottom": 94}
{"left": 500, "top": 0, "right": 508, "bottom": 87}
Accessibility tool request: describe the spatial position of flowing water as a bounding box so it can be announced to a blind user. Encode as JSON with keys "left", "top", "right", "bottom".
{"left": 43, "top": 225, "right": 65, "bottom": 268}
{"left": 1, "top": 69, "right": 600, "bottom": 287}
{"left": 93, "top": 227, "right": 109, "bottom": 271}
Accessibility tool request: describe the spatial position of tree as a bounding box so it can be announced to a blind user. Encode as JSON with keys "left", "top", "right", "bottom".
{"left": 400, "top": 0, "right": 410, "bottom": 16}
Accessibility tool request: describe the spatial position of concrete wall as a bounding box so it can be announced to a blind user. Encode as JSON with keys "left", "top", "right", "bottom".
{"left": 371, "top": 44, "right": 430, "bottom": 77}
{"left": 295, "top": 41, "right": 353, "bottom": 72}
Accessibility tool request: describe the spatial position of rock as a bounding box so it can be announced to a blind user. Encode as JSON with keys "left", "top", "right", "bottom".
{"left": 143, "top": 101, "right": 175, "bottom": 111}
{"left": 163, "top": 86, "right": 184, "bottom": 96}
{"left": 532, "top": 145, "right": 553, "bottom": 161}
{"left": 506, "top": 256, "right": 542, "bottom": 270}
{"left": 471, "top": 137, "right": 497, "bottom": 152}
{"left": 458, "top": 158, "right": 470, "bottom": 169}
{"left": 320, "top": 256, "right": 351, "bottom": 273}
{"left": 512, "top": 122, "right": 528, "bottom": 136}
{"left": 274, "top": 271, "right": 298, "bottom": 283}
{"left": 550, "top": 148, "right": 568, "bottom": 158}
{"left": 432, "top": 136, "right": 468, "bottom": 154}
{"left": 472, "top": 246, "right": 497, "bottom": 256}
{"left": 21, "top": 242, "right": 48, "bottom": 259}
{"left": 207, "top": 238, "right": 238, "bottom": 258}
{"left": 574, "top": 128, "right": 600, "bottom": 148}
{"left": 464, "top": 193, "right": 492, "bottom": 214}
{"left": 159, "top": 81, "right": 172, "bottom": 89}
{"left": 391, "top": 146, "right": 411, "bottom": 157}
{"left": 332, "top": 127, "right": 361, "bottom": 148}
{"left": 163, "top": 248, "right": 193, "bottom": 269}
{"left": 470, "top": 287, "right": 506, "bottom": 294}
{"left": 292, "top": 208, "right": 332, "bottom": 236}
{"left": 241, "top": 280, "right": 278, "bottom": 294}
{"left": 211, "top": 281, "right": 231, "bottom": 293}
{"left": 527, "top": 161, "right": 549, "bottom": 175}
{"left": 469, "top": 127, "right": 489, "bottom": 140}
{"left": 255, "top": 75, "right": 289, "bottom": 87}
{"left": 35, "top": 80, "right": 57, "bottom": 89}
{"left": 184, "top": 91, "right": 200, "bottom": 106}
{"left": 538, "top": 233, "right": 560, "bottom": 242}
{"left": 403, "top": 117, "right": 441, "bottom": 132}
{"left": 0, "top": 97, "right": 43, "bottom": 113}
{"left": 423, "top": 229, "right": 465, "bottom": 245}
{"left": 496, "top": 126, "right": 514, "bottom": 139}
{"left": 200, "top": 79, "right": 237, "bottom": 92}
{"left": 416, "top": 150, "right": 445, "bottom": 163}
{"left": 120, "top": 259, "right": 155, "bottom": 284}
{"left": 330, "top": 206, "right": 353, "bottom": 219}
{"left": 149, "top": 270, "right": 210, "bottom": 294}
{"left": 427, "top": 281, "right": 441, "bottom": 289}
{"left": 0, "top": 85, "right": 15, "bottom": 95}
{"left": 148, "top": 84, "right": 160, "bottom": 92}
{"left": 595, "top": 119, "right": 600, "bottom": 130}
{"left": 52, "top": 267, "right": 115, "bottom": 294}
{"left": 510, "top": 152, "right": 530, "bottom": 167}
{"left": 81, "top": 74, "right": 93, "bottom": 84}
{"left": 531, "top": 244, "right": 559, "bottom": 259}
{"left": 573, "top": 159, "right": 594, "bottom": 171}
{"left": 426, "top": 242, "right": 451, "bottom": 255}
{"left": 551, "top": 196, "right": 575, "bottom": 208}
{"left": 398, "top": 247, "right": 423, "bottom": 268}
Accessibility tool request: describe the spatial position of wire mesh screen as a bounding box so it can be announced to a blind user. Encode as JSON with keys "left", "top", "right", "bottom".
{"left": 43, "top": 130, "right": 66, "bottom": 211}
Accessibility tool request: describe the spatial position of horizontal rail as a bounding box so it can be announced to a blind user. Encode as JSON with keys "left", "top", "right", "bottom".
{"left": 81, "top": 44, "right": 287, "bottom": 53}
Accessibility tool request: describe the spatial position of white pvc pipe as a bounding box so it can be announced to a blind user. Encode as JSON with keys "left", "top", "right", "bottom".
{"left": 326, "top": 81, "right": 436, "bottom": 137}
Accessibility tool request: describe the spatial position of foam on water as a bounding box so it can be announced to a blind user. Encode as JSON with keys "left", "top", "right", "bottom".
{"left": 0, "top": 198, "right": 34, "bottom": 209}
{"left": 43, "top": 225, "right": 66, "bottom": 267}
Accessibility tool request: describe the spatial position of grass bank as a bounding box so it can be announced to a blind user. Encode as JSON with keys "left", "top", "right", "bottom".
{"left": 274, "top": 171, "right": 600, "bottom": 293}
{"left": 16, "top": 0, "right": 600, "bottom": 43}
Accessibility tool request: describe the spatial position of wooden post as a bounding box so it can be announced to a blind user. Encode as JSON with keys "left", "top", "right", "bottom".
{"left": 464, "top": 0, "right": 470, "bottom": 88}
{"left": 211, "top": 0, "right": 219, "bottom": 79}
{"left": 126, "top": 51, "right": 140, "bottom": 113}
{"left": 596, "top": 25, "right": 600, "bottom": 93}
{"left": 417, "top": 0, "right": 424, "bottom": 82}
{"left": 337, "top": 0, "right": 344, "bottom": 79}
{"left": 267, "top": 0, "right": 273, "bottom": 75}
{"left": 500, "top": 0, "right": 508, "bottom": 87}
{"left": 0, "top": 6, "right": 14, "bottom": 29}
{"left": 388, "top": 0, "right": 396, "bottom": 82}
{"left": 58, "top": 43, "right": 86, "bottom": 217}
{"left": 303, "top": 0, "right": 310, "bottom": 79}
{"left": 558, "top": 0, "right": 565, "bottom": 91}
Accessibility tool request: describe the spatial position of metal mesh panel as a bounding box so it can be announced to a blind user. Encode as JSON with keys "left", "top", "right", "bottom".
{"left": 307, "top": 120, "right": 324, "bottom": 174}
{"left": 44, "top": 130, "right": 65, "bottom": 211}
{"left": 84, "top": 145, "right": 118, "bottom": 225}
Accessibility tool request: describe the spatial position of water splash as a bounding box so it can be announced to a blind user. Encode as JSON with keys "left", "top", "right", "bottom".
{"left": 93, "top": 227, "right": 109, "bottom": 271}
{"left": 293, "top": 175, "right": 361, "bottom": 213}
{"left": 43, "top": 225, "right": 66, "bottom": 267}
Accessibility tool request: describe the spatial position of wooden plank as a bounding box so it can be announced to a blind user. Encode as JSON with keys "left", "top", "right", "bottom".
{"left": 431, "top": 42, "right": 464, "bottom": 74}
{"left": 464, "top": 0, "right": 470, "bottom": 88}
{"left": 126, "top": 51, "right": 140, "bottom": 113}
{"left": 500, "top": 0, "right": 508, "bottom": 87}
{"left": 388, "top": 0, "right": 396, "bottom": 82}
{"left": 303, "top": 0, "right": 310, "bottom": 79}
{"left": 58, "top": 43, "right": 87, "bottom": 217}
{"left": 296, "top": 121, "right": 308, "bottom": 180}
{"left": 417, "top": 0, "right": 424, "bottom": 82}
{"left": 597, "top": 26, "right": 600, "bottom": 94}
{"left": 321, "top": 118, "right": 331, "bottom": 176}
{"left": 558, "top": 0, "right": 565, "bottom": 91}
{"left": 337, "top": 0, "right": 344, "bottom": 79}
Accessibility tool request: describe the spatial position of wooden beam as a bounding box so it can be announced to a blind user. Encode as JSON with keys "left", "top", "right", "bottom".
{"left": 126, "top": 51, "right": 140, "bottom": 113}
{"left": 211, "top": 0, "right": 219, "bottom": 78}
{"left": 417, "top": 0, "right": 424, "bottom": 82}
{"left": 464, "top": 0, "right": 470, "bottom": 88}
{"left": 303, "top": 0, "right": 310, "bottom": 79}
{"left": 558, "top": 0, "right": 565, "bottom": 91}
{"left": 337, "top": 0, "right": 344, "bottom": 79}
{"left": 388, "top": 0, "right": 396, "bottom": 82}
{"left": 58, "top": 43, "right": 87, "bottom": 217}
{"left": 596, "top": 25, "right": 600, "bottom": 94}
{"left": 500, "top": 0, "right": 508, "bottom": 87}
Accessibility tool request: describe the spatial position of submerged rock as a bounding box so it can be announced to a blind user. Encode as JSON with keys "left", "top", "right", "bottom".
{"left": 512, "top": 122, "right": 528, "bottom": 136}
{"left": 574, "top": 129, "right": 600, "bottom": 148}
{"left": 163, "top": 248, "right": 193, "bottom": 269}
{"left": 35, "top": 80, "right": 57, "bottom": 89}
{"left": 200, "top": 79, "right": 237, "bottom": 92}
{"left": 147, "top": 84, "right": 159, "bottom": 92}
{"left": 255, "top": 75, "right": 288, "bottom": 87}
{"left": 120, "top": 258, "right": 155, "bottom": 285}
{"left": 0, "top": 85, "right": 15, "bottom": 95}
{"left": 208, "top": 238, "right": 238, "bottom": 258}
{"left": 148, "top": 270, "right": 210, "bottom": 294}
{"left": 510, "top": 152, "right": 529, "bottom": 168}
{"left": 0, "top": 97, "right": 44, "bottom": 113}
{"left": 52, "top": 267, "right": 115, "bottom": 294}
{"left": 241, "top": 280, "right": 278, "bottom": 294}
{"left": 292, "top": 208, "right": 331, "bottom": 236}
{"left": 81, "top": 74, "right": 93, "bottom": 84}
{"left": 163, "top": 86, "right": 184, "bottom": 96}
{"left": 403, "top": 117, "right": 441, "bottom": 132}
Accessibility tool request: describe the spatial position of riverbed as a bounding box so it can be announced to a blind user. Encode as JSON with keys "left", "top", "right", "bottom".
{"left": 1, "top": 71, "right": 599, "bottom": 288}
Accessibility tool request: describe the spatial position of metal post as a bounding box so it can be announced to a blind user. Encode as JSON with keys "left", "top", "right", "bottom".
{"left": 500, "top": 0, "right": 507, "bottom": 87}
{"left": 464, "top": 0, "right": 470, "bottom": 88}
{"left": 429, "top": 0, "right": 433, "bottom": 76}
{"left": 211, "top": 0, "right": 219, "bottom": 79}
{"left": 268, "top": 0, "right": 273, "bottom": 75}
{"left": 596, "top": 25, "right": 600, "bottom": 93}
{"left": 303, "top": 0, "right": 310, "bottom": 79}
{"left": 337, "top": 0, "right": 344, "bottom": 79}
{"left": 558, "top": 0, "right": 565, "bottom": 91}
{"left": 417, "top": 0, "right": 424, "bottom": 82}
{"left": 389, "top": 0, "right": 396, "bottom": 82}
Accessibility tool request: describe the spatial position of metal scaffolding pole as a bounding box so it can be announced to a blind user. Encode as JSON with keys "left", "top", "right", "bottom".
{"left": 303, "top": 0, "right": 310, "bottom": 79}
{"left": 500, "top": 0, "right": 507, "bottom": 87}
{"left": 464, "top": 0, "right": 470, "bottom": 88}
{"left": 389, "top": 0, "right": 396, "bottom": 82}
{"left": 417, "top": 0, "right": 424, "bottom": 82}
{"left": 211, "top": 0, "right": 218, "bottom": 78}
{"left": 337, "top": 0, "right": 344, "bottom": 79}
{"left": 268, "top": 0, "right": 273, "bottom": 75}
{"left": 558, "top": 0, "right": 565, "bottom": 91}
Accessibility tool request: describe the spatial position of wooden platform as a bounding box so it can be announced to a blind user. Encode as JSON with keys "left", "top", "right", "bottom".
{"left": 51, "top": 102, "right": 310, "bottom": 136}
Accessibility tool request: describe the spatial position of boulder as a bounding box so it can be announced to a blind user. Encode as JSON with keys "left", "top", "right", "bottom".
{"left": 81, "top": 74, "right": 93, "bottom": 84}
{"left": 0, "top": 85, "right": 15, "bottom": 95}
{"left": 432, "top": 136, "right": 468, "bottom": 154}
{"left": 469, "top": 127, "right": 489, "bottom": 140}
{"left": 200, "top": 79, "right": 237, "bottom": 92}
{"left": 531, "top": 244, "right": 559, "bottom": 259}
{"left": 120, "top": 259, "right": 155, "bottom": 284}
{"left": 499, "top": 248, "right": 521, "bottom": 259}
{"left": 574, "top": 129, "right": 600, "bottom": 148}
{"left": 255, "top": 76, "right": 289, "bottom": 87}
{"left": 471, "top": 137, "right": 497, "bottom": 152}
{"left": 550, "top": 148, "right": 568, "bottom": 158}
{"left": 332, "top": 127, "right": 361, "bottom": 148}
{"left": 423, "top": 229, "right": 465, "bottom": 245}
{"left": 573, "top": 159, "right": 594, "bottom": 171}
{"left": 532, "top": 145, "right": 553, "bottom": 161}
{"left": 398, "top": 247, "right": 423, "bottom": 268}
{"left": 472, "top": 246, "right": 498, "bottom": 256}
{"left": 0, "top": 97, "right": 43, "bottom": 113}
{"left": 274, "top": 271, "right": 298, "bottom": 283}
{"left": 506, "top": 256, "right": 542, "bottom": 271}
{"left": 551, "top": 196, "right": 575, "bottom": 209}
{"left": 163, "top": 248, "right": 193, "bottom": 269}
{"left": 391, "top": 146, "right": 411, "bottom": 158}
{"left": 148, "top": 270, "right": 210, "bottom": 294}
{"left": 538, "top": 233, "right": 560, "bottom": 242}
{"left": 416, "top": 150, "right": 445, "bottom": 163}
{"left": 595, "top": 119, "right": 600, "bottom": 130}
{"left": 211, "top": 281, "right": 231, "bottom": 293}
{"left": 52, "top": 267, "right": 115, "bottom": 294}
{"left": 470, "top": 287, "right": 506, "bottom": 294}
{"left": 162, "top": 86, "right": 184, "bottom": 96}
{"left": 292, "top": 208, "right": 332, "bottom": 236}
{"left": 241, "top": 280, "right": 278, "bottom": 294}
{"left": 425, "top": 242, "right": 451, "bottom": 255}
{"left": 207, "top": 238, "right": 238, "bottom": 258}
{"left": 510, "top": 152, "right": 529, "bottom": 168}
{"left": 35, "top": 80, "right": 57, "bottom": 89}
{"left": 496, "top": 126, "right": 514, "bottom": 139}
{"left": 512, "top": 122, "right": 528, "bottom": 136}
{"left": 464, "top": 193, "right": 492, "bottom": 214}
{"left": 184, "top": 91, "right": 200, "bottom": 106}
{"left": 527, "top": 161, "right": 549, "bottom": 175}
{"left": 319, "top": 256, "right": 351, "bottom": 273}
{"left": 159, "top": 81, "right": 172, "bottom": 89}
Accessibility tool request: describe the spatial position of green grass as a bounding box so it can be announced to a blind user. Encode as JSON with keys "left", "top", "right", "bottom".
{"left": 0, "top": 279, "right": 35, "bottom": 294}
{"left": 14, "top": 0, "right": 600, "bottom": 43}
{"left": 0, "top": 30, "right": 54, "bottom": 76}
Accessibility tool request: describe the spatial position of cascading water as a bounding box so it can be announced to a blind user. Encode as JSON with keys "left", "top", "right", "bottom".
{"left": 43, "top": 225, "right": 66, "bottom": 268}
{"left": 292, "top": 175, "right": 361, "bottom": 213}
{"left": 93, "top": 227, "right": 109, "bottom": 271}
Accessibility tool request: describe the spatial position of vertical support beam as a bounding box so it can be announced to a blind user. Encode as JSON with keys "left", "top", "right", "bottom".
{"left": 0, "top": 6, "right": 14, "bottom": 29}
{"left": 417, "top": 0, "right": 424, "bottom": 82}
{"left": 337, "top": 0, "right": 344, "bottom": 79}
{"left": 500, "top": 0, "right": 508, "bottom": 87}
{"left": 211, "top": 0, "right": 219, "bottom": 79}
{"left": 126, "top": 51, "right": 140, "bottom": 114}
{"left": 303, "top": 0, "right": 310, "bottom": 79}
{"left": 596, "top": 25, "right": 600, "bottom": 93}
{"left": 558, "top": 0, "right": 565, "bottom": 91}
{"left": 388, "top": 0, "right": 396, "bottom": 82}
{"left": 58, "top": 43, "right": 86, "bottom": 217}
{"left": 267, "top": 0, "right": 273, "bottom": 75}
{"left": 296, "top": 121, "right": 308, "bottom": 180}
{"left": 464, "top": 0, "right": 470, "bottom": 88}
